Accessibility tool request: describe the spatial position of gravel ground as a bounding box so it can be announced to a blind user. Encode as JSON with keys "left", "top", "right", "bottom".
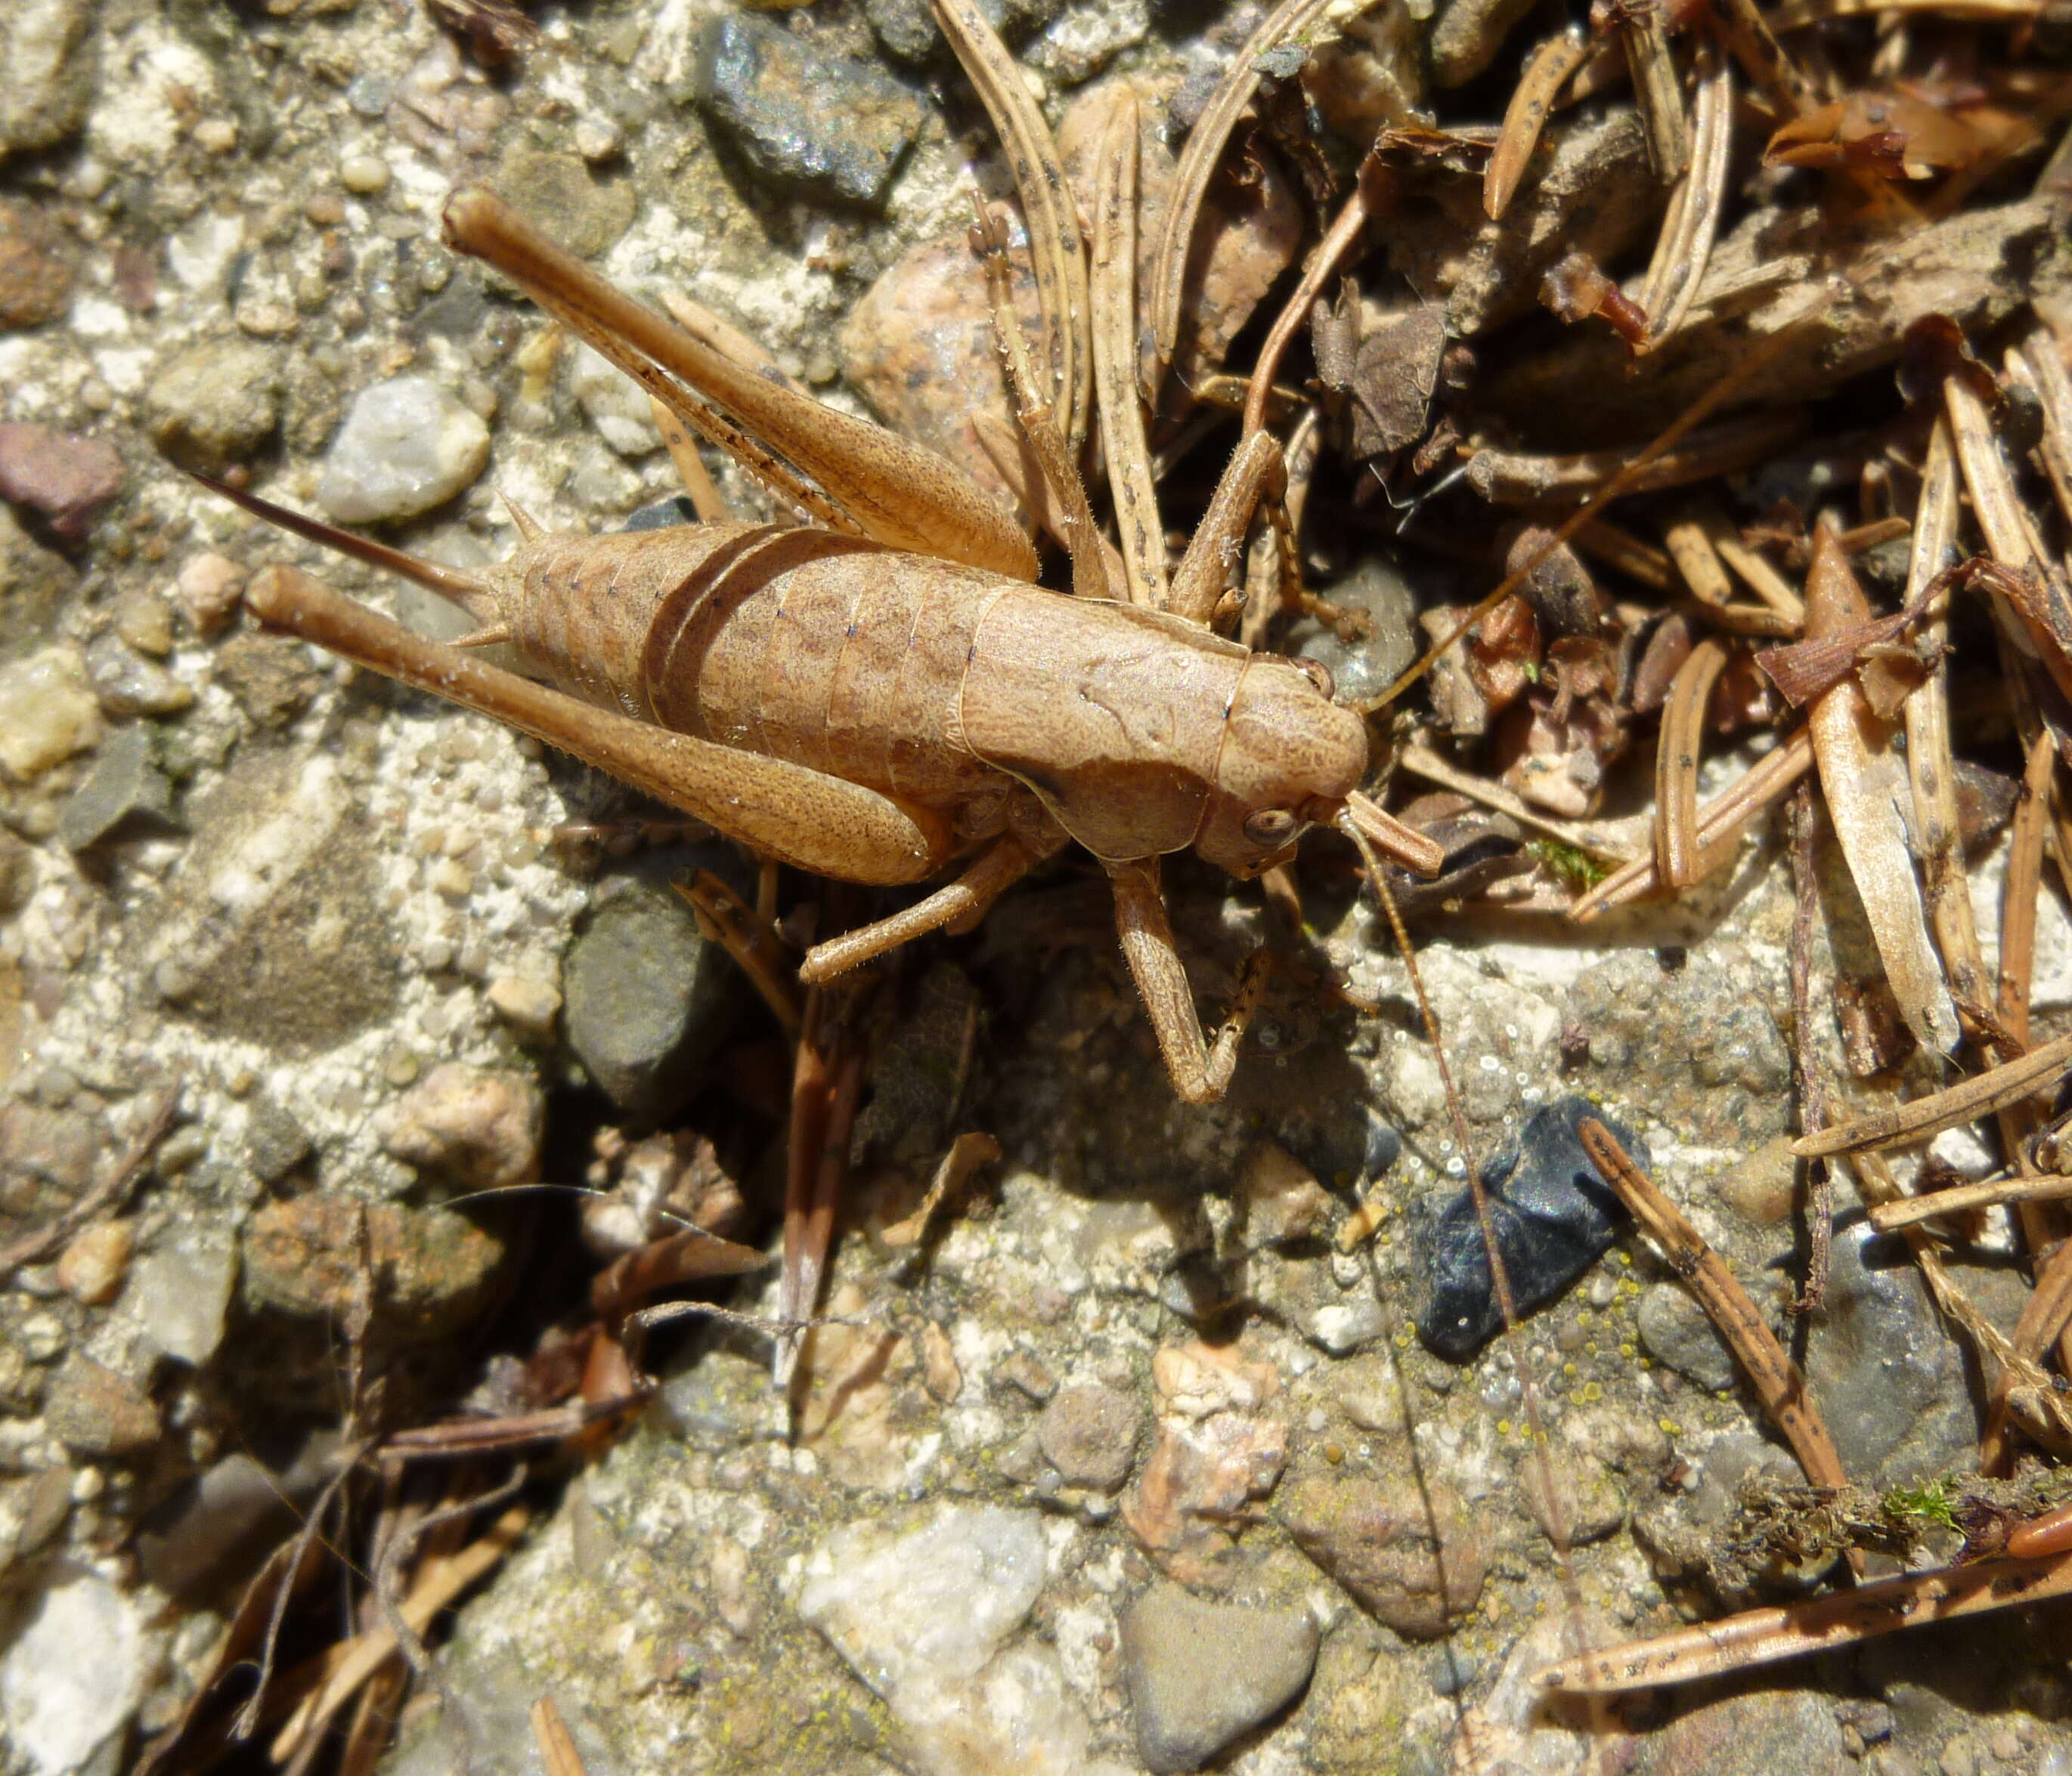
{"left": 2, "top": 2, "right": 2071, "bottom": 1774}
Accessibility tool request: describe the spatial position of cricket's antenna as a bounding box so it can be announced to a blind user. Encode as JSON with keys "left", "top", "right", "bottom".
{"left": 1337, "top": 810, "right": 1584, "bottom": 1596}
{"left": 187, "top": 471, "right": 503, "bottom": 622}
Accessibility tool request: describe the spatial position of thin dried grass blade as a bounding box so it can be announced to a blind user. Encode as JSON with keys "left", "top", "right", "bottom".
{"left": 1870, "top": 1170, "right": 2072, "bottom": 1231}
{"left": 1537, "top": 1547, "right": 2072, "bottom": 1692}
{"left": 1464, "top": 411, "right": 1810, "bottom": 505}
{"left": 1574, "top": 517, "right": 1675, "bottom": 591}
{"left": 1662, "top": 513, "right": 1735, "bottom": 608}
{"left": 1580, "top": 1122, "right": 1851, "bottom": 1496}
{"left": 931, "top": 0, "right": 1090, "bottom": 456}
{"left": 882, "top": 1131, "right": 1004, "bottom": 1247}
{"left": 1655, "top": 637, "right": 1733, "bottom": 887}
{"left": 1620, "top": 3, "right": 1691, "bottom": 181}
{"left": 1713, "top": 0, "right": 1822, "bottom": 116}
{"left": 2015, "top": 322, "right": 2072, "bottom": 534}
{"left": 1147, "top": 0, "right": 1338, "bottom": 375}
{"left": 1346, "top": 790, "right": 1445, "bottom": 877}
{"left": 1947, "top": 366, "right": 2072, "bottom": 707}
{"left": 1804, "top": 525, "right": 1959, "bottom": 1054}
{"left": 1090, "top": 91, "right": 1166, "bottom": 608}
{"left": 1795, "top": 1030, "right": 2072, "bottom": 1156}
{"left": 1636, "top": 41, "right": 1732, "bottom": 351}
{"left": 1399, "top": 743, "right": 1645, "bottom": 862}
{"left": 531, "top": 1699, "right": 590, "bottom": 1776}
{"left": 1771, "top": 0, "right": 2057, "bottom": 24}
{"left": 1900, "top": 419, "right": 1993, "bottom": 1029}
{"left": 1485, "top": 29, "right": 1593, "bottom": 220}
{"left": 1570, "top": 729, "right": 1814, "bottom": 919}
{"left": 1708, "top": 518, "right": 1807, "bottom": 624}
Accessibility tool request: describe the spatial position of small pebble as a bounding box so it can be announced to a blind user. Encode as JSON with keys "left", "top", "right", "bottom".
{"left": 381, "top": 1062, "right": 543, "bottom": 1189}
{"left": 145, "top": 339, "right": 283, "bottom": 471}
{"left": 0, "top": 422, "right": 123, "bottom": 538}
{"left": 1037, "top": 1382, "right": 1142, "bottom": 1491}
{"left": 193, "top": 116, "right": 237, "bottom": 154}
{"left": 317, "top": 375, "right": 491, "bottom": 524}
{"left": 112, "top": 591, "right": 174, "bottom": 657}
{"left": 487, "top": 973, "right": 561, "bottom": 1038}
{"left": 0, "top": 197, "right": 73, "bottom": 329}
{"left": 430, "top": 857, "right": 474, "bottom": 899}
{"left": 0, "top": 646, "right": 101, "bottom": 781}
{"left": 55, "top": 1219, "right": 135, "bottom": 1306}
{"left": 174, "top": 552, "right": 246, "bottom": 634}
{"left": 85, "top": 632, "right": 194, "bottom": 719}
{"left": 339, "top": 153, "right": 390, "bottom": 195}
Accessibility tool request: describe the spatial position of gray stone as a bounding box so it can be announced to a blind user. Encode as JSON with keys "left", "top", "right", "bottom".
{"left": 1284, "top": 555, "right": 1419, "bottom": 707}
{"left": 0, "top": 504, "right": 74, "bottom": 664}
{"left": 565, "top": 868, "right": 738, "bottom": 1122}
{"left": 317, "top": 376, "right": 491, "bottom": 524}
{"left": 129, "top": 1227, "right": 239, "bottom": 1366}
{"left": 1037, "top": 1382, "right": 1142, "bottom": 1491}
{"left": 1120, "top": 1584, "right": 1318, "bottom": 1774}
{"left": 1281, "top": 1459, "right": 1489, "bottom": 1639}
{"left": 0, "top": 826, "right": 36, "bottom": 915}
{"left": 693, "top": 16, "right": 925, "bottom": 208}
{"left": 57, "top": 724, "right": 179, "bottom": 852}
{"left": 43, "top": 1354, "right": 160, "bottom": 1459}
{"left": 83, "top": 633, "right": 191, "bottom": 719}
{"left": 0, "top": 0, "right": 96, "bottom": 161}
{"left": 242, "top": 1096, "right": 311, "bottom": 1184}
{"left": 137, "top": 1453, "right": 295, "bottom": 1596}
{"left": 144, "top": 340, "right": 283, "bottom": 472}
{"left": 1429, "top": 0, "right": 1541, "bottom": 87}
{"left": 1637, "top": 1281, "right": 1739, "bottom": 1394}
{"left": 491, "top": 147, "right": 636, "bottom": 261}
{"left": 0, "top": 1564, "right": 146, "bottom": 1776}
{"left": 1801, "top": 1217, "right": 1975, "bottom": 1485}
{"left": 1634, "top": 1686, "right": 1850, "bottom": 1776}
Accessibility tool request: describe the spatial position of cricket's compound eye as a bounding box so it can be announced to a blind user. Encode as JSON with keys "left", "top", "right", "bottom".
{"left": 1243, "top": 807, "right": 1299, "bottom": 848}
{"left": 1294, "top": 657, "right": 1335, "bottom": 699}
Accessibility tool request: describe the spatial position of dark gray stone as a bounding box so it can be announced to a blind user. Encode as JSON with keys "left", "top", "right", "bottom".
{"left": 57, "top": 724, "right": 180, "bottom": 852}
{"left": 1414, "top": 1096, "right": 1641, "bottom": 1360}
{"left": 1637, "top": 1281, "right": 1739, "bottom": 1394}
{"left": 0, "top": 503, "right": 75, "bottom": 664}
{"left": 243, "top": 1095, "right": 311, "bottom": 1184}
{"left": 693, "top": 17, "right": 924, "bottom": 208}
{"left": 1281, "top": 554, "right": 1419, "bottom": 708}
{"left": 1800, "top": 1217, "right": 1975, "bottom": 1485}
{"left": 564, "top": 865, "right": 739, "bottom": 1122}
{"left": 1120, "top": 1584, "right": 1318, "bottom": 1774}
{"left": 1036, "top": 1382, "right": 1141, "bottom": 1491}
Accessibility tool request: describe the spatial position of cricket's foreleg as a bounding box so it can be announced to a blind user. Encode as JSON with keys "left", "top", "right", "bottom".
{"left": 800, "top": 832, "right": 1055, "bottom": 982}
{"left": 1166, "top": 429, "right": 1293, "bottom": 630}
{"left": 1107, "top": 856, "right": 1273, "bottom": 1105}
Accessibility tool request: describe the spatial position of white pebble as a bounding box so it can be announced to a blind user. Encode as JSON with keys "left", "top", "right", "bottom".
{"left": 317, "top": 376, "right": 491, "bottom": 524}
{"left": 339, "top": 153, "right": 390, "bottom": 193}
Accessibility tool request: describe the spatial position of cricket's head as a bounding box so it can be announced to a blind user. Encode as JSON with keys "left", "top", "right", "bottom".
{"left": 1193, "top": 654, "right": 1370, "bottom": 879}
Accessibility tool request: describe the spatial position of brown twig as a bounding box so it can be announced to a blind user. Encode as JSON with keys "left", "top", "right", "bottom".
{"left": 1793, "top": 1031, "right": 2072, "bottom": 1157}
{"left": 1578, "top": 1119, "right": 1854, "bottom": 1508}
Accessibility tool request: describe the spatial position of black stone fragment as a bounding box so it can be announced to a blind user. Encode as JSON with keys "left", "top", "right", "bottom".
{"left": 1414, "top": 1096, "right": 1643, "bottom": 1360}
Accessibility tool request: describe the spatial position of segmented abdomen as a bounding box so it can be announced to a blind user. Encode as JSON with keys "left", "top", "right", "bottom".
{"left": 508, "top": 523, "right": 1011, "bottom": 810}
